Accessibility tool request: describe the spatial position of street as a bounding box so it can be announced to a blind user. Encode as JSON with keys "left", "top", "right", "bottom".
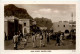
{"left": 4, "top": 4, "right": 76, "bottom": 50}
{"left": 4, "top": 36, "right": 76, "bottom": 50}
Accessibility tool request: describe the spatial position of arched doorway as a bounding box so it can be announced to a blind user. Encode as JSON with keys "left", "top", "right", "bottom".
{"left": 65, "top": 30, "right": 69, "bottom": 33}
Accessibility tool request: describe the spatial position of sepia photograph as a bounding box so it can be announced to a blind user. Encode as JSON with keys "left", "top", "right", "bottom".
{"left": 4, "top": 4, "right": 76, "bottom": 50}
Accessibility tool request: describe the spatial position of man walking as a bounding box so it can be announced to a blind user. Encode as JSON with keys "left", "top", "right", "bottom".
{"left": 47, "top": 33, "right": 49, "bottom": 44}
{"left": 60, "top": 33, "right": 64, "bottom": 45}
{"left": 13, "top": 33, "right": 18, "bottom": 50}
{"left": 32, "top": 33, "right": 36, "bottom": 48}
{"left": 55, "top": 33, "right": 60, "bottom": 46}
{"left": 40, "top": 32, "right": 43, "bottom": 47}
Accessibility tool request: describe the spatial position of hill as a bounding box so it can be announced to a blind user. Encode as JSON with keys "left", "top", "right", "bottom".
{"left": 4, "top": 4, "right": 33, "bottom": 19}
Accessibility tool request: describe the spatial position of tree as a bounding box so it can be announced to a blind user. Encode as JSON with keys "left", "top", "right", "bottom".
{"left": 34, "top": 17, "right": 53, "bottom": 29}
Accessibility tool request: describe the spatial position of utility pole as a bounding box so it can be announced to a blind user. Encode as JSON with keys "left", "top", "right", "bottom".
{"left": 71, "top": 12, "right": 73, "bottom": 41}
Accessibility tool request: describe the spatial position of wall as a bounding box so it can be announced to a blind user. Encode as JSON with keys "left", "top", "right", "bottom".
{"left": 53, "top": 21, "right": 71, "bottom": 32}
{"left": 19, "top": 19, "right": 30, "bottom": 35}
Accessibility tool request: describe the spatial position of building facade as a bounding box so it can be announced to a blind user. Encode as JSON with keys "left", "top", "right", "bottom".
{"left": 4, "top": 16, "right": 30, "bottom": 40}
{"left": 19, "top": 19, "right": 30, "bottom": 35}
{"left": 52, "top": 21, "right": 76, "bottom": 33}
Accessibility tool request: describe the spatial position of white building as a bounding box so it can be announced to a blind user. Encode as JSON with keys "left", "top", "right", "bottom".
{"left": 52, "top": 21, "right": 72, "bottom": 32}
{"left": 19, "top": 19, "right": 30, "bottom": 35}
{"left": 69, "top": 21, "right": 76, "bottom": 30}
{"left": 4, "top": 16, "right": 30, "bottom": 40}
{"left": 4, "top": 16, "right": 19, "bottom": 40}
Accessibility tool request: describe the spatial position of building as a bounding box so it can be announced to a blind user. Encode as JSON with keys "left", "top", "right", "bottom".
{"left": 19, "top": 19, "right": 30, "bottom": 35}
{"left": 4, "top": 16, "right": 30, "bottom": 40}
{"left": 52, "top": 21, "right": 76, "bottom": 33}
{"left": 69, "top": 21, "right": 76, "bottom": 31}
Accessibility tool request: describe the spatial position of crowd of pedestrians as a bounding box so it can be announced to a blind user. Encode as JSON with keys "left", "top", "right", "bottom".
{"left": 13, "top": 30, "right": 75, "bottom": 50}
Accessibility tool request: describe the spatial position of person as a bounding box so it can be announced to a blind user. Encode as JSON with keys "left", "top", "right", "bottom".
{"left": 40, "top": 32, "right": 43, "bottom": 47}
{"left": 32, "top": 33, "right": 36, "bottom": 48}
{"left": 13, "top": 33, "right": 18, "bottom": 50}
{"left": 47, "top": 33, "right": 49, "bottom": 44}
{"left": 60, "top": 33, "right": 64, "bottom": 45}
{"left": 45, "top": 32, "right": 46, "bottom": 38}
{"left": 23, "top": 37, "right": 27, "bottom": 48}
{"left": 42, "top": 32, "right": 45, "bottom": 47}
{"left": 20, "top": 32, "right": 23, "bottom": 41}
{"left": 44, "top": 32, "right": 47, "bottom": 44}
{"left": 34, "top": 33, "right": 37, "bottom": 47}
{"left": 36, "top": 33, "right": 39, "bottom": 47}
{"left": 55, "top": 33, "right": 60, "bottom": 46}
{"left": 18, "top": 31, "right": 21, "bottom": 45}
{"left": 26, "top": 34, "right": 29, "bottom": 42}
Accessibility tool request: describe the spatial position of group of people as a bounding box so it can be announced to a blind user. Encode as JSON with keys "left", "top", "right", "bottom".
{"left": 55, "top": 33, "right": 64, "bottom": 46}
{"left": 13, "top": 31, "right": 51, "bottom": 49}
{"left": 31, "top": 31, "right": 65, "bottom": 48}
{"left": 13, "top": 31, "right": 24, "bottom": 50}
{"left": 32, "top": 32, "right": 47, "bottom": 48}
{"left": 31, "top": 31, "right": 58, "bottom": 48}
{"left": 13, "top": 30, "right": 65, "bottom": 50}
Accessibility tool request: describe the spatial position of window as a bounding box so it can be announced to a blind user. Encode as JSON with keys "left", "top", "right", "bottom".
{"left": 72, "top": 25, "right": 76, "bottom": 27}
{"left": 24, "top": 23, "right": 26, "bottom": 26}
{"left": 63, "top": 25, "right": 65, "bottom": 27}
{"left": 58, "top": 25, "right": 59, "bottom": 27}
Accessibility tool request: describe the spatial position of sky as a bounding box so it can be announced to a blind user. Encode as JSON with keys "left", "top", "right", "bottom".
{"left": 14, "top": 4, "right": 76, "bottom": 22}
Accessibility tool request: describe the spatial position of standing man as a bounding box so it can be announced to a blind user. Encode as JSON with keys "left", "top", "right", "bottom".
{"left": 32, "top": 33, "right": 36, "bottom": 48}
{"left": 18, "top": 31, "right": 21, "bottom": 45}
{"left": 55, "top": 33, "right": 60, "bottom": 46}
{"left": 36, "top": 33, "right": 39, "bottom": 47}
{"left": 13, "top": 33, "right": 18, "bottom": 50}
{"left": 60, "top": 33, "right": 64, "bottom": 45}
{"left": 47, "top": 33, "right": 49, "bottom": 44}
{"left": 40, "top": 32, "right": 43, "bottom": 47}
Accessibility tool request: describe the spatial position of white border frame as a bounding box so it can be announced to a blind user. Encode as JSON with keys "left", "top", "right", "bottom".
{"left": 0, "top": 1, "right": 80, "bottom": 54}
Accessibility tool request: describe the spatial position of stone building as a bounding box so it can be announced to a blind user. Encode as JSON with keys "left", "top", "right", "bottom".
{"left": 19, "top": 19, "right": 30, "bottom": 35}
{"left": 52, "top": 21, "right": 76, "bottom": 33}
{"left": 4, "top": 16, "right": 30, "bottom": 40}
